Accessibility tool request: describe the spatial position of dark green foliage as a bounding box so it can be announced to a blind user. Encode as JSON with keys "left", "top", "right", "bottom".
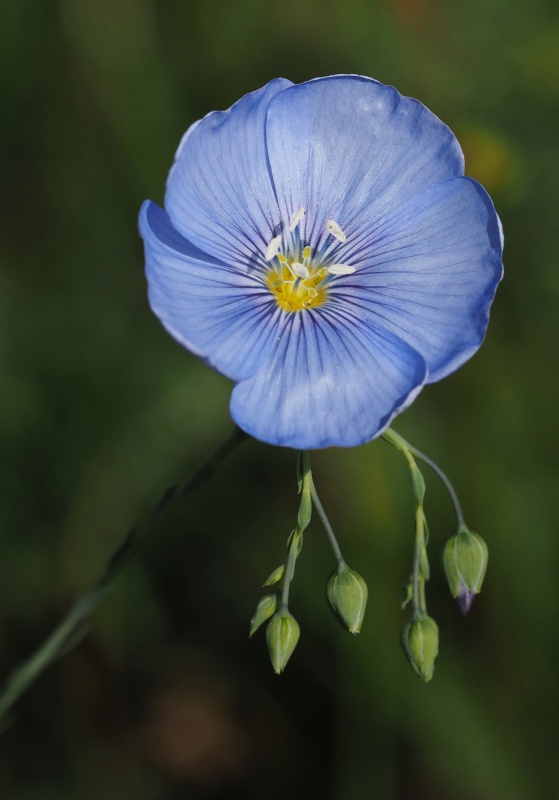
{"left": 1, "top": 1, "right": 557, "bottom": 798}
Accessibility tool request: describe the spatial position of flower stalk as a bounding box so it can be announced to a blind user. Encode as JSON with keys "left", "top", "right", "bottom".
{"left": 254, "top": 452, "right": 314, "bottom": 671}
{"left": 301, "top": 452, "right": 344, "bottom": 567}
{"left": 382, "top": 427, "right": 465, "bottom": 529}
{"left": 302, "top": 452, "right": 369, "bottom": 634}
{"left": 0, "top": 426, "right": 248, "bottom": 728}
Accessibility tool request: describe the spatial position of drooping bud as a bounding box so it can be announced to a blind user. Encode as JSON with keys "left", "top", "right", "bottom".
{"left": 327, "top": 563, "right": 368, "bottom": 635}
{"left": 443, "top": 528, "right": 488, "bottom": 615}
{"left": 401, "top": 615, "right": 439, "bottom": 682}
{"left": 249, "top": 594, "right": 277, "bottom": 637}
{"left": 266, "top": 610, "right": 300, "bottom": 674}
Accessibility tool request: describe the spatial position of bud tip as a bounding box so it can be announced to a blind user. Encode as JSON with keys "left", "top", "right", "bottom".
{"left": 456, "top": 589, "right": 476, "bottom": 616}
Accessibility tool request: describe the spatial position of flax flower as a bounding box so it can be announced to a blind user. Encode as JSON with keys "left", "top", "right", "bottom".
{"left": 139, "top": 76, "right": 503, "bottom": 449}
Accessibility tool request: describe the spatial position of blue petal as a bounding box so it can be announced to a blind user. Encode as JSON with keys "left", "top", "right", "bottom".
{"left": 230, "top": 308, "right": 427, "bottom": 449}
{"left": 331, "top": 177, "right": 503, "bottom": 382}
{"left": 140, "top": 201, "right": 282, "bottom": 381}
{"left": 265, "top": 75, "right": 464, "bottom": 254}
{"left": 165, "top": 78, "right": 292, "bottom": 267}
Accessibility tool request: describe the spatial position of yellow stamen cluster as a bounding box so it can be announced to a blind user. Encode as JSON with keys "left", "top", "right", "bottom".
{"left": 267, "top": 248, "right": 329, "bottom": 312}
{"left": 265, "top": 215, "right": 353, "bottom": 312}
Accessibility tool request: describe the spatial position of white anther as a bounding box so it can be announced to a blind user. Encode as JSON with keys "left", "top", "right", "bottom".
{"left": 326, "top": 220, "right": 347, "bottom": 243}
{"left": 291, "top": 262, "right": 310, "bottom": 279}
{"left": 327, "top": 264, "right": 356, "bottom": 276}
{"left": 289, "top": 208, "right": 306, "bottom": 232}
{"left": 265, "top": 235, "right": 283, "bottom": 262}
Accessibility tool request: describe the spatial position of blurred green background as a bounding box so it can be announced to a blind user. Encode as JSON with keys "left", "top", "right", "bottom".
{"left": 1, "top": 0, "right": 558, "bottom": 797}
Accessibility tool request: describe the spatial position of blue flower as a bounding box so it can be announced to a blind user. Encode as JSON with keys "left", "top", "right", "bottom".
{"left": 139, "top": 76, "right": 503, "bottom": 449}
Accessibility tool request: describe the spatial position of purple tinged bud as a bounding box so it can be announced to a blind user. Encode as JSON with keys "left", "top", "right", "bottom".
{"left": 443, "top": 529, "right": 488, "bottom": 614}
{"left": 456, "top": 589, "right": 476, "bottom": 616}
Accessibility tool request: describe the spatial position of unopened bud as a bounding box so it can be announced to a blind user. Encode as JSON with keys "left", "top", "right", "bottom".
{"left": 327, "top": 563, "right": 368, "bottom": 635}
{"left": 249, "top": 594, "right": 277, "bottom": 638}
{"left": 401, "top": 615, "right": 439, "bottom": 682}
{"left": 443, "top": 528, "right": 488, "bottom": 615}
{"left": 266, "top": 610, "right": 300, "bottom": 674}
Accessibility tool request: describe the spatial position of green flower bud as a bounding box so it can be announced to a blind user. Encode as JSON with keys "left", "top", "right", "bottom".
{"left": 443, "top": 528, "right": 488, "bottom": 615}
{"left": 401, "top": 615, "right": 439, "bottom": 682}
{"left": 327, "top": 563, "right": 368, "bottom": 635}
{"left": 249, "top": 594, "right": 277, "bottom": 638}
{"left": 266, "top": 610, "right": 300, "bottom": 674}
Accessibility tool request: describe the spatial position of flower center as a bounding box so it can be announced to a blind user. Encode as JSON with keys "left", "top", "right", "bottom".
{"left": 267, "top": 257, "right": 329, "bottom": 311}
{"left": 264, "top": 210, "right": 355, "bottom": 313}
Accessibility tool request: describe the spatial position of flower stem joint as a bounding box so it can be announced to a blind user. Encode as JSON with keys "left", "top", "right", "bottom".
{"left": 443, "top": 528, "right": 489, "bottom": 615}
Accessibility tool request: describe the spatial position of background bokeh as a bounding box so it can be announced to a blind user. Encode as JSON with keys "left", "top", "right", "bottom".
{"left": 1, "top": 0, "right": 558, "bottom": 798}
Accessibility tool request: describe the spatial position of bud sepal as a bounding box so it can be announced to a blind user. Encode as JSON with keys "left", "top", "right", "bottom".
{"left": 249, "top": 594, "right": 277, "bottom": 638}
{"left": 263, "top": 564, "right": 285, "bottom": 587}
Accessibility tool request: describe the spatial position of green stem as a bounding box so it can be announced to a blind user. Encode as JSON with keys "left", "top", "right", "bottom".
{"left": 382, "top": 428, "right": 465, "bottom": 529}
{"left": 302, "top": 452, "right": 345, "bottom": 566}
{"left": 280, "top": 533, "right": 299, "bottom": 612}
{"left": 382, "top": 429, "right": 432, "bottom": 618}
{"left": 0, "top": 426, "right": 248, "bottom": 727}
{"left": 413, "top": 506, "right": 428, "bottom": 617}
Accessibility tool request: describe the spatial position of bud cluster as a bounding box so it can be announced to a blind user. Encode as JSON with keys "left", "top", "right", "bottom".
{"left": 249, "top": 434, "right": 489, "bottom": 681}
{"left": 250, "top": 451, "right": 372, "bottom": 674}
